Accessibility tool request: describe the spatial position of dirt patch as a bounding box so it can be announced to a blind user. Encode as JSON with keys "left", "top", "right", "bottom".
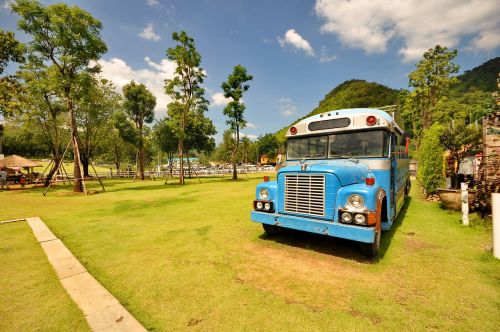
{"left": 187, "top": 318, "right": 203, "bottom": 327}
{"left": 236, "top": 242, "right": 368, "bottom": 311}
{"left": 348, "top": 307, "right": 382, "bottom": 325}
{"left": 405, "top": 238, "right": 440, "bottom": 251}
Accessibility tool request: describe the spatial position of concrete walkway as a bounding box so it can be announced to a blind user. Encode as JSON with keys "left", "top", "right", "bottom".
{"left": 25, "top": 217, "right": 146, "bottom": 332}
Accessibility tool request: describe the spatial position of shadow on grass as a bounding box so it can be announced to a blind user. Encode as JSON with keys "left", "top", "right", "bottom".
{"left": 258, "top": 195, "right": 413, "bottom": 264}
{"left": 378, "top": 195, "right": 412, "bottom": 260}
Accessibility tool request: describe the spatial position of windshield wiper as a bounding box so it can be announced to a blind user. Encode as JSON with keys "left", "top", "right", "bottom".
{"left": 330, "top": 154, "right": 353, "bottom": 159}
{"left": 304, "top": 153, "right": 325, "bottom": 158}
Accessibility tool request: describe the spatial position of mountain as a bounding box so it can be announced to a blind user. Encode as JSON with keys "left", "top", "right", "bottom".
{"left": 275, "top": 79, "right": 400, "bottom": 139}
{"left": 453, "top": 57, "right": 499, "bottom": 93}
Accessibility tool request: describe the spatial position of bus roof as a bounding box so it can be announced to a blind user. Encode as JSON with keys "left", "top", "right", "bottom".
{"left": 286, "top": 108, "right": 405, "bottom": 138}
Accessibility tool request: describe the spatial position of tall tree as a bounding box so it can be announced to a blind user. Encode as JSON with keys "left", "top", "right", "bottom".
{"left": 184, "top": 110, "right": 216, "bottom": 173}
{"left": 13, "top": 0, "right": 107, "bottom": 192}
{"left": 440, "top": 120, "right": 481, "bottom": 188}
{"left": 16, "top": 63, "right": 68, "bottom": 185}
{"left": 165, "top": 31, "right": 208, "bottom": 185}
{"left": 240, "top": 136, "right": 251, "bottom": 164}
{"left": 221, "top": 65, "right": 253, "bottom": 179}
{"left": 153, "top": 118, "right": 178, "bottom": 177}
{"left": 122, "top": 81, "right": 156, "bottom": 180}
{"left": 214, "top": 129, "right": 237, "bottom": 164}
{"left": 257, "top": 133, "right": 279, "bottom": 160}
{"left": 0, "top": 29, "right": 25, "bottom": 116}
{"left": 0, "top": 29, "right": 25, "bottom": 74}
{"left": 76, "top": 76, "right": 122, "bottom": 176}
{"left": 406, "top": 45, "right": 459, "bottom": 141}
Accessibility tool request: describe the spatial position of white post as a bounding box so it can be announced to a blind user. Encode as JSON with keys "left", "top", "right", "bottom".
{"left": 461, "top": 182, "right": 469, "bottom": 226}
{"left": 493, "top": 193, "right": 500, "bottom": 259}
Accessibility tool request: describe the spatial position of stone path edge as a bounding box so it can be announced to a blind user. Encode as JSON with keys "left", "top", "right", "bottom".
{"left": 24, "top": 217, "right": 147, "bottom": 332}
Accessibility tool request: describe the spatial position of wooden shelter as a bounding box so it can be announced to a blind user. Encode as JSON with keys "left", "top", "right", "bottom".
{"left": 0, "top": 154, "right": 41, "bottom": 169}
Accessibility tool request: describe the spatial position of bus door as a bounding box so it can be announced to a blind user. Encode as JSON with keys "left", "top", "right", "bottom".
{"left": 390, "top": 133, "right": 397, "bottom": 220}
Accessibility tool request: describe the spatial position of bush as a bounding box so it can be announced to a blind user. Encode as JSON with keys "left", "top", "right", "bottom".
{"left": 418, "top": 124, "right": 445, "bottom": 194}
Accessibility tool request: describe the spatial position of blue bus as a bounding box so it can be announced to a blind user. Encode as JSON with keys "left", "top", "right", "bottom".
{"left": 251, "top": 108, "right": 410, "bottom": 257}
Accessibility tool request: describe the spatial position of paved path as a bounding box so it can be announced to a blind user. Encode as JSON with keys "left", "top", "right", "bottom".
{"left": 25, "top": 217, "right": 146, "bottom": 332}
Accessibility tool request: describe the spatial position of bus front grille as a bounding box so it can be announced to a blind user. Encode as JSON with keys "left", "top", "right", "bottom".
{"left": 284, "top": 174, "right": 325, "bottom": 216}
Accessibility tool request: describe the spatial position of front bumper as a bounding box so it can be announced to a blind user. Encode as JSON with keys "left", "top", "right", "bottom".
{"left": 251, "top": 211, "right": 376, "bottom": 243}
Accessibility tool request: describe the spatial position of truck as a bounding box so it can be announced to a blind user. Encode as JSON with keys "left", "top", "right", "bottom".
{"left": 251, "top": 108, "right": 411, "bottom": 257}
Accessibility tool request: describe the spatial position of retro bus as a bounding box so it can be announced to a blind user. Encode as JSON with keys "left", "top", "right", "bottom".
{"left": 251, "top": 108, "right": 410, "bottom": 257}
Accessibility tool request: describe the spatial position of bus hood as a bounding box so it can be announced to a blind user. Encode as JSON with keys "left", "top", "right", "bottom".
{"left": 279, "top": 159, "right": 370, "bottom": 186}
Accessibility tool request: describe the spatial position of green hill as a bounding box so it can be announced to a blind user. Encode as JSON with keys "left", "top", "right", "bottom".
{"left": 453, "top": 57, "right": 499, "bottom": 93}
{"left": 276, "top": 79, "right": 400, "bottom": 139}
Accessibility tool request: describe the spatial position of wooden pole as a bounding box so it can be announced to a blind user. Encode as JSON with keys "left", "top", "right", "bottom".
{"left": 90, "top": 161, "right": 105, "bottom": 192}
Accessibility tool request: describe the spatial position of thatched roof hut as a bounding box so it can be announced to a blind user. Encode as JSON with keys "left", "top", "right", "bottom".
{"left": 0, "top": 155, "right": 41, "bottom": 168}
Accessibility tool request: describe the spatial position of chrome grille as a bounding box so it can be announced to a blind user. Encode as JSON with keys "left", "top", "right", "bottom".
{"left": 284, "top": 174, "right": 325, "bottom": 216}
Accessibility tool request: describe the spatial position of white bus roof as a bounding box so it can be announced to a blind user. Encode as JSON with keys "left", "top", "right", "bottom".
{"left": 286, "top": 108, "right": 405, "bottom": 137}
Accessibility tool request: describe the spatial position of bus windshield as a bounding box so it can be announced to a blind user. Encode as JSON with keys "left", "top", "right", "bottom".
{"left": 287, "top": 136, "right": 328, "bottom": 160}
{"left": 329, "top": 130, "right": 389, "bottom": 158}
{"left": 286, "top": 130, "right": 389, "bottom": 160}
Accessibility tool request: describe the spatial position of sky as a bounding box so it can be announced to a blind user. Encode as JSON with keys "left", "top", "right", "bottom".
{"left": 1, "top": 0, "right": 499, "bottom": 142}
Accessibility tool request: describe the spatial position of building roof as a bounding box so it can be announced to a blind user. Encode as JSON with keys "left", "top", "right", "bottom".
{"left": 0, "top": 155, "right": 41, "bottom": 168}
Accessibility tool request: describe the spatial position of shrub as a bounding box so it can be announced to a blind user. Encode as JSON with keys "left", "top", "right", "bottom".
{"left": 418, "top": 124, "right": 445, "bottom": 194}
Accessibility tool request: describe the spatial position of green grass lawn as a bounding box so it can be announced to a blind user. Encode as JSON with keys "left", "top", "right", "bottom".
{"left": 0, "top": 221, "right": 89, "bottom": 331}
{"left": 1, "top": 175, "right": 499, "bottom": 331}
{"left": 31, "top": 160, "right": 118, "bottom": 174}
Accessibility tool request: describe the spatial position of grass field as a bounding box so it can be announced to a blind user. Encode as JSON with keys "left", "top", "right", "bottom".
{"left": 1, "top": 175, "right": 499, "bottom": 331}
{"left": 30, "top": 160, "right": 119, "bottom": 174}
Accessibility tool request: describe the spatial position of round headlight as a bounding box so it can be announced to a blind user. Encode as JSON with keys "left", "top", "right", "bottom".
{"left": 354, "top": 213, "right": 366, "bottom": 225}
{"left": 348, "top": 194, "right": 364, "bottom": 209}
{"left": 256, "top": 202, "right": 263, "bottom": 210}
{"left": 259, "top": 188, "right": 269, "bottom": 200}
{"left": 341, "top": 212, "right": 352, "bottom": 223}
{"left": 264, "top": 203, "right": 271, "bottom": 211}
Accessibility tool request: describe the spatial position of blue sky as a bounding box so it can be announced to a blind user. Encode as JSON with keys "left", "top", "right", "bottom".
{"left": 1, "top": 0, "right": 499, "bottom": 142}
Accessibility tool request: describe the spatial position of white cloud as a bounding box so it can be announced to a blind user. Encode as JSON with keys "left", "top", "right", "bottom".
{"left": 146, "top": 0, "right": 160, "bottom": 7}
{"left": 138, "top": 23, "right": 161, "bottom": 41}
{"left": 278, "top": 29, "right": 315, "bottom": 56}
{"left": 470, "top": 28, "right": 500, "bottom": 51}
{"left": 246, "top": 122, "right": 257, "bottom": 129}
{"left": 1, "top": 0, "right": 14, "bottom": 11}
{"left": 314, "top": 0, "right": 500, "bottom": 62}
{"left": 319, "top": 46, "right": 337, "bottom": 63}
{"left": 241, "top": 133, "right": 258, "bottom": 140}
{"left": 211, "top": 92, "right": 231, "bottom": 107}
{"left": 279, "top": 97, "right": 298, "bottom": 116}
{"left": 97, "top": 57, "right": 176, "bottom": 113}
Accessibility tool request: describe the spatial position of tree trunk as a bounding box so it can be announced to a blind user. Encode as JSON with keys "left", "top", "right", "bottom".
{"left": 232, "top": 153, "right": 237, "bottom": 180}
{"left": 187, "top": 152, "right": 192, "bottom": 178}
{"left": 233, "top": 126, "right": 239, "bottom": 180}
{"left": 139, "top": 145, "right": 145, "bottom": 180}
{"left": 138, "top": 123, "right": 145, "bottom": 180}
{"left": 168, "top": 153, "right": 173, "bottom": 178}
{"left": 113, "top": 140, "right": 121, "bottom": 171}
{"left": 178, "top": 138, "right": 184, "bottom": 184}
{"left": 81, "top": 154, "right": 90, "bottom": 177}
{"left": 68, "top": 99, "right": 83, "bottom": 192}
{"left": 45, "top": 156, "right": 61, "bottom": 186}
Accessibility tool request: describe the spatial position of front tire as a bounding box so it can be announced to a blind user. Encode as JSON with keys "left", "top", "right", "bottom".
{"left": 262, "top": 223, "right": 280, "bottom": 235}
{"left": 360, "top": 229, "right": 380, "bottom": 258}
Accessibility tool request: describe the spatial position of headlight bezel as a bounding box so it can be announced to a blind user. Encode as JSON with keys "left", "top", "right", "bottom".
{"left": 259, "top": 188, "right": 269, "bottom": 200}
{"left": 347, "top": 194, "right": 365, "bottom": 209}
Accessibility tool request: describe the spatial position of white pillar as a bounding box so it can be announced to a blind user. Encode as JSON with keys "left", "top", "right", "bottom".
{"left": 493, "top": 193, "right": 500, "bottom": 259}
{"left": 461, "top": 182, "right": 469, "bottom": 226}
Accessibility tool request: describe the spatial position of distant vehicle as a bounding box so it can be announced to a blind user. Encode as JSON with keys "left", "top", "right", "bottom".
{"left": 251, "top": 108, "right": 411, "bottom": 257}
